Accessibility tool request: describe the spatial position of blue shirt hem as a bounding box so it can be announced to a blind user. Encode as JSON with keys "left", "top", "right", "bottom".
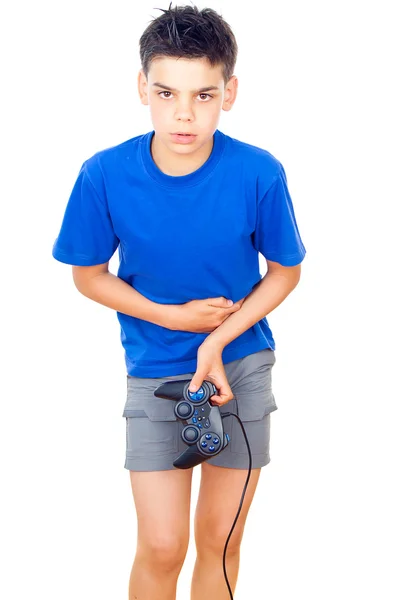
{"left": 125, "top": 339, "right": 275, "bottom": 377}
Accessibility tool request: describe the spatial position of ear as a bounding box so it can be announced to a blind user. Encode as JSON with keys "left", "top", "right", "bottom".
{"left": 138, "top": 70, "right": 149, "bottom": 106}
{"left": 222, "top": 75, "right": 238, "bottom": 112}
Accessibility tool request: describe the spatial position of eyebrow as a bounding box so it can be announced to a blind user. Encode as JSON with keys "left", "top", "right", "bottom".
{"left": 152, "top": 82, "right": 219, "bottom": 93}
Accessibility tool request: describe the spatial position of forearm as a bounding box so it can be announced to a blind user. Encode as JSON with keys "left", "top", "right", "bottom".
{"left": 75, "top": 272, "right": 176, "bottom": 328}
{"left": 204, "top": 270, "right": 300, "bottom": 350}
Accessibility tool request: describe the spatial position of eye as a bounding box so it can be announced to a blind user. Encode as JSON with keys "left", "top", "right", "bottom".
{"left": 157, "top": 91, "right": 213, "bottom": 101}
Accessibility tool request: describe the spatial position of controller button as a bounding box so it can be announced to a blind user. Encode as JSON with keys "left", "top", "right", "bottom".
{"left": 192, "top": 417, "right": 197, "bottom": 424}
{"left": 194, "top": 410, "right": 199, "bottom": 416}
{"left": 213, "top": 438, "right": 220, "bottom": 445}
{"left": 201, "top": 441, "right": 207, "bottom": 448}
{"left": 205, "top": 434, "right": 212, "bottom": 440}
{"left": 208, "top": 446, "right": 216, "bottom": 452}
{"left": 201, "top": 407, "right": 205, "bottom": 412}
{"left": 188, "top": 386, "right": 205, "bottom": 402}
{"left": 226, "top": 434, "right": 230, "bottom": 442}
{"left": 197, "top": 423, "right": 203, "bottom": 429}
{"left": 205, "top": 420, "right": 210, "bottom": 428}
{"left": 197, "top": 417, "right": 203, "bottom": 421}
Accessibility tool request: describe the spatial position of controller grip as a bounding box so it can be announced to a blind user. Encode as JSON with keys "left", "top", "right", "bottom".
{"left": 173, "top": 444, "right": 204, "bottom": 469}
{"left": 173, "top": 433, "right": 230, "bottom": 469}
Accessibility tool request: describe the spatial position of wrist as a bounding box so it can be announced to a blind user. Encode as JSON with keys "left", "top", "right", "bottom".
{"left": 201, "top": 333, "right": 226, "bottom": 353}
{"left": 158, "top": 303, "right": 182, "bottom": 330}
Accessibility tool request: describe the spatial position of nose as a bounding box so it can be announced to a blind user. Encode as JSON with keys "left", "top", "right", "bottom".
{"left": 174, "top": 99, "right": 195, "bottom": 121}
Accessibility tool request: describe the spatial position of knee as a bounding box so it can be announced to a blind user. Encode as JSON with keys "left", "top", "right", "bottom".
{"left": 138, "top": 534, "right": 189, "bottom": 571}
{"left": 196, "top": 524, "right": 243, "bottom": 557}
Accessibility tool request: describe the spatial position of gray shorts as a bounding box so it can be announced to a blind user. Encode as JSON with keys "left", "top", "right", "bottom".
{"left": 122, "top": 348, "right": 277, "bottom": 471}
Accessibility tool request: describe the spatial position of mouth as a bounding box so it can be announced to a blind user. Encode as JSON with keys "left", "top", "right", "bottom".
{"left": 172, "top": 133, "right": 196, "bottom": 136}
{"left": 170, "top": 132, "right": 197, "bottom": 144}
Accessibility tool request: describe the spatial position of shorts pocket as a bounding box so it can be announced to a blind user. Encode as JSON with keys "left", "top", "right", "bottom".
{"left": 229, "top": 361, "right": 277, "bottom": 455}
{"left": 125, "top": 416, "right": 179, "bottom": 457}
{"left": 233, "top": 362, "right": 277, "bottom": 421}
{"left": 123, "top": 375, "right": 180, "bottom": 458}
{"left": 230, "top": 413, "right": 271, "bottom": 456}
{"left": 122, "top": 375, "right": 178, "bottom": 421}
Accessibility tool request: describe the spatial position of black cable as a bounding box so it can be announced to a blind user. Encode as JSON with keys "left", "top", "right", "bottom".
{"left": 219, "top": 411, "right": 252, "bottom": 600}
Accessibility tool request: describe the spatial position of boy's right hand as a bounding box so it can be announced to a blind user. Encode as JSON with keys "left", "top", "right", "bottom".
{"left": 173, "top": 296, "right": 245, "bottom": 333}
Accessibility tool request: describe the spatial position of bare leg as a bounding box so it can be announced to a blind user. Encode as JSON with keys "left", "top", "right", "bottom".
{"left": 191, "top": 463, "right": 262, "bottom": 599}
{"left": 129, "top": 547, "right": 184, "bottom": 600}
{"left": 128, "top": 467, "right": 193, "bottom": 600}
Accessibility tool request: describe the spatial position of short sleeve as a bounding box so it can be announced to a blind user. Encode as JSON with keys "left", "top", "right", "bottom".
{"left": 52, "top": 162, "right": 119, "bottom": 266}
{"left": 253, "top": 165, "right": 306, "bottom": 266}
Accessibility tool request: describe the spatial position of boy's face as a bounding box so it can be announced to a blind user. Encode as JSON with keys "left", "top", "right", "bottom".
{"left": 138, "top": 56, "right": 237, "bottom": 153}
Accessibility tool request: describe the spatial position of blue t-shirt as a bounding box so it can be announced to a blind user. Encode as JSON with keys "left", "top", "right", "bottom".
{"left": 52, "top": 128, "right": 306, "bottom": 377}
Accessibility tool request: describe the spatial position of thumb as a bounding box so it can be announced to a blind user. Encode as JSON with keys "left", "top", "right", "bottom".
{"left": 188, "top": 374, "right": 204, "bottom": 393}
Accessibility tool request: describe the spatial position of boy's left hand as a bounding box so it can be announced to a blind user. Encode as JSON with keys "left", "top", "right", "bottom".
{"left": 188, "top": 341, "right": 234, "bottom": 407}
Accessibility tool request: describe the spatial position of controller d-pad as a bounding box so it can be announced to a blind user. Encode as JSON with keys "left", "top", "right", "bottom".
{"left": 188, "top": 386, "right": 205, "bottom": 402}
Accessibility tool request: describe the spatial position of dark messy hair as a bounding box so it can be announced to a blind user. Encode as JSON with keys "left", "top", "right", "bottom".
{"left": 139, "top": 3, "right": 238, "bottom": 86}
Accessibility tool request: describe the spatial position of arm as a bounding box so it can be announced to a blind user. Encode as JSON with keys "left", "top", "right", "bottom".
{"left": 202, "top": 259, "right": 302, "bottom": 351}
{"left": 72, "top": 264, "right": 242, "bottom": 332}
{"left": 72, "top": 263, "right": 177, "bottom": 328}
{"left": 186, "top": 259, "right": 302, "bottom": 402}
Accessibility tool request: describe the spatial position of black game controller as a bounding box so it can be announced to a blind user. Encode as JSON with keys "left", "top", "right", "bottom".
{"left": 153, "top": 380, "right": 230, "bottom": 469}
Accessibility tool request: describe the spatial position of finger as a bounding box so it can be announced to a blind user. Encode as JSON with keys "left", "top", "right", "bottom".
{"left": 230, "top": 302, "right": 243, "bottom": 310}
{"left": 224, "top": 302, "right": 242, "bottom": 312}
{"left": 189, "top": 374, "right": 204, "bottom": 393}
{"left": 208, "top": 297, "right": 234, "bottom": 308}
{"left": 210, "top": 395, "right": 231, "bottom": 407}
{"left": 210, "top": 386, "right": 233, "bottom": 405}
{"left": 214, "top": 303, "right": 241, "bottom": 316}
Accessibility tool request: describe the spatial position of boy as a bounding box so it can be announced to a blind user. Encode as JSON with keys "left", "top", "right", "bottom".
{"left": 52, "top": 4, "right": 306, "bottom": 599}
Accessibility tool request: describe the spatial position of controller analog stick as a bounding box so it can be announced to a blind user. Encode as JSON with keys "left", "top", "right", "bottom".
{"left": 182, "top": 426, "right": 200, "bottom": 443}
{"left": 176, "top": 402, "right": 193, "bottom": 419}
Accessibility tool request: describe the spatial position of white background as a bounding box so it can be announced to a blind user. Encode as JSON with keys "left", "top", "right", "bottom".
{"left": 1, "top": 0, "right": 400, "bottom": 598}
